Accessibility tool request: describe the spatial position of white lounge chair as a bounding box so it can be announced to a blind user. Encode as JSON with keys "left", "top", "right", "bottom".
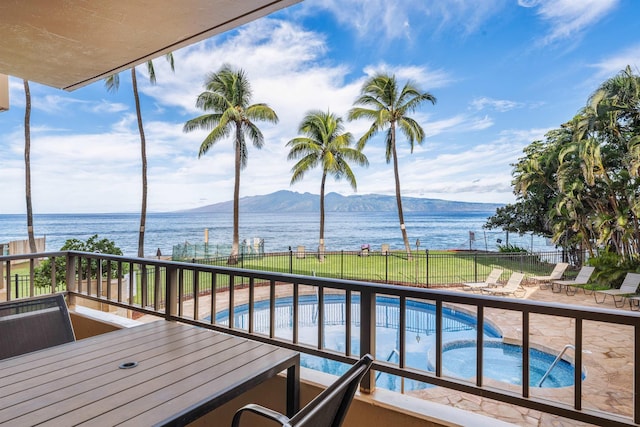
{"left": 594, "top": 272, "right": 640, "bottom": 308}
{"left": 551, "top": 266, "right": 595, "bottom": 295}
{"left": 529, "top": 262, "right": 569, "bottom": 289}
{"left": 482, "top": 272, "right": 526, "bottom": 298}
{"left": 462, "top": 268, "right": 503, "bottom": 292}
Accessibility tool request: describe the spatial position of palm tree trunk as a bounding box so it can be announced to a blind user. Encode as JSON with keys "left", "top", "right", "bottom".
{"left": 391, "top": 122, "right": 412, "bottom": 260}
{"left": 229, "top": 125, "right": 242, "bottom": 264}
{"left": 23, "top": 80, "right": 37, "bottom": 254}
{"left": 318, "top": 172, "right": 327, "bottom": 262}
{"left": 131, "top": 69, "right": 147, "bottom": 259}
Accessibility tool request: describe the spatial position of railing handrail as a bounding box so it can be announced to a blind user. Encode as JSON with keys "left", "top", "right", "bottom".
{"left": 46, "top": 251, "right": 639, "bottom": 324}
{"left": 2, "top": 250, "right": 639, "bottom": 426}
{"left": 3, "top": 250, "right": 638, "bottom": 324}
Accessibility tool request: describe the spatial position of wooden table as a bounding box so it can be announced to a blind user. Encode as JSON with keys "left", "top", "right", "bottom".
{"left": 0, "top": 321, "right": 299, "bottom": 426}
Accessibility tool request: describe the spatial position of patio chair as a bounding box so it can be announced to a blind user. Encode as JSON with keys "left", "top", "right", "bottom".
{"left": 232, "top": 354, "right": 373, "bottom": 427}
{"left": 551, "top": 266, "right": 595, "bottom": 295}
{"left": 594, "top": 272, "right": 640, "bottom": 308}
{"left": 529, "top": 262, "right": 569, "bottom": 290}
{"left": 462, "top": 268, "right": 503, "bottom": 292}
{"left": 481, "top": 272, "right": 526, "bottom": 298}
{"left": 0, "top": 294, "right": 75, "bottom": 360}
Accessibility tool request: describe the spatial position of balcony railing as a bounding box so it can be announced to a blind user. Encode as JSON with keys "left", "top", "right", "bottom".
{"left": 2, "top": 250, "right": 638, "bottom": 426}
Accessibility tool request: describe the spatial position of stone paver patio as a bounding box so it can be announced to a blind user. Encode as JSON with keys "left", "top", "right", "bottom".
{"left": 122, "top": 280, "right": 640, "bottom": 426}
{"left": 411, "top": 283, "right": 637, "bottom": 426}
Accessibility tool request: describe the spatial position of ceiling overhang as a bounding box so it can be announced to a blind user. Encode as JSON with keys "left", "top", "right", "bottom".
{"left": 0, "top": 0, "right": 300, "bottom": 91}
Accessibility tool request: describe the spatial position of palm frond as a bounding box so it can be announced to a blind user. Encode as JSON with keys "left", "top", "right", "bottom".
{"left": 183, "top": 113, "right": 223, "bottom": 133}
{"left": 244, "top": 121, "right": 265, "bottom": 149}
{"left": 104, "top": 74, "right": 120, "bottom": 93}
{"left": 198, "top": 124, "right": 231, "bottom": 157}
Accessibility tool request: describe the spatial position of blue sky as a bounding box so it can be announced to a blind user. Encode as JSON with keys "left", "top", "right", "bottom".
{"left": 1, "top": 0, "right": 639, "bottom": 214}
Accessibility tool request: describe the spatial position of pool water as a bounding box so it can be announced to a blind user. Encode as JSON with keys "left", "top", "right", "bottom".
{"left": 432, "top": 340, "right": 582, "bottom": 387}
{"left": 213, "top": 294, "right": 579, "bottom": 391}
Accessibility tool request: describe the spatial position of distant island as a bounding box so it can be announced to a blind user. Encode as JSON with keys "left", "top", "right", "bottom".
{"left": 179, "top": 190, "right": 502, "bottom": 214}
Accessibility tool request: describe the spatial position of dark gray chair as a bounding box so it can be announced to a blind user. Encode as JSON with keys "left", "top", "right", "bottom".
{"left": 232, "top": 354, "right": 373, "bottom": 427}
{"left": 0, "top": 294, "right": 75, "bottom": 360}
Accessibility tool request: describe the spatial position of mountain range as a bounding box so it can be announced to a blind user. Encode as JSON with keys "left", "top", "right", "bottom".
{"left": 181, "top": 190, "right": 502, "bottom": 213}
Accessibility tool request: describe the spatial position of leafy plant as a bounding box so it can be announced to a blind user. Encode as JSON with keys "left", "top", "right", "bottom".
{"left": 588, "top": 250, "right": 640, "bottom": 288}
{"left": 497, "top": 243, "right": 528, "bottom": 253}
{"left": 35, "top": 235, "right": 126, "bottom": 287}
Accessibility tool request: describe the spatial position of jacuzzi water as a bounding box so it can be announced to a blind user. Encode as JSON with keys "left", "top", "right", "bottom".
{"left": 432, "top": 339, "right": 582, "bottom": 388}
{"left": 213, "top": 294, "right": 579, "bottom": 391}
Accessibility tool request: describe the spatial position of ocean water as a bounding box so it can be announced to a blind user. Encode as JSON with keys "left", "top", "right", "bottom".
{"left": 0, "top": 211, "right": 554, "bottom": 257}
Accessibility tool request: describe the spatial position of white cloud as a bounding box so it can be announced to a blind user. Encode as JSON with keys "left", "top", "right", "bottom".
{"left": 471, "top": 97, "right": 524, "bottom": 112}
{"left": 364, "top": 127, "right": 551, "bottom": 203}
{"left": 361, "top": 63, "right": 453, "bottom": 90}
{"left": 3, "top": 4, "right": 595, "bottom": 214}
{"left": 306, "top": 0, "right": 505, "bottom": 40}
{"left": 591, "top": 44, "right": 640, "bottom": 79}
{"left": 425, "top": 114, "right": 494, "bottom": 138}
{"left": 89, "top": 99, "right": 129, "bottom": 114}
{"left": 523, "top": 0, "right": 619, "bottom": 45}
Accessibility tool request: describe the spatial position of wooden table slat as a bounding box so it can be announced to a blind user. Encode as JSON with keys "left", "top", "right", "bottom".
{"left": 75, "top": 344, "right": 282, "bottom": 426}
{"left": 1, "top": 333, "right": 243, "bottom": 425}
{"left": 0, "top": 321, "right": 299, "bottom": 427}
{"left": 0, "top": 322, "right": 203, "bottom": 394}
{"left": 0, "top": 321, "right": 182, "bottom": 377}
{"left": 0, "top": 328, "right": 228, "bottom": 407}
{"left": 122, "top": 349, "right": 298, "bottom": 427}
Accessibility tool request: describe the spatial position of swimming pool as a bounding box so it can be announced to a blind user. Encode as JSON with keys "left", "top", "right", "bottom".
{"left": 213, "top": 294, "right": 579, "bottom": 390}
{"left": 430, "top": 339, "right": 583, "bottom": 388}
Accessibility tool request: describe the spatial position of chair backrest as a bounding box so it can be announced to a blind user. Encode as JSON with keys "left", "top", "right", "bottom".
{"left": 485, "top": 268, "right": 503, "bottom": 285}
{"left": 289, "top": 354, "right": 373, "bottom": 427}
{"left": 574, "top": 266, "right": 596, "bottom": 284}
{"left": 503, "top": 272, "right": 525, "bottom": 291}
{"left": 619, "top": 272, "right": 640, "bottom": 293}
{"left": 549, "top": 263, "right": 569, "bottom": 279}
{"left": 0, "top": 294, "right": 75, "bottom": 360}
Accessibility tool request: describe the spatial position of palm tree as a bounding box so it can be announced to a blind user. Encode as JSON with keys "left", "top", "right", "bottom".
{"left": 348, "top": 73, "right": 436, "bottom": 258}
{"left": 105, "top": 54, "right": 174, "bottom": 258}
{"left": 23, "top": 79, "right": 37, "bottom": 253}
{"left": 183, "top": 64, "right": 279, "bottom": 264}
{"left": 287, "top": 110, "right": 369, "bottom": 260}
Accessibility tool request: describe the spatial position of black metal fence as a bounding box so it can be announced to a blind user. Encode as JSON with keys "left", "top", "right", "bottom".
{"left": 5, "top": 249, "right": 584, "bottom": 303}
{"left": 183, "top": 249, "right": 582, "bottom": 287}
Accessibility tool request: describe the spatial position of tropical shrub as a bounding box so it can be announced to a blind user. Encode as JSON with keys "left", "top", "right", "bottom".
{"left": 588, "top": 249, "right": 640, "bottom": 288}
{"left": 35, "top": 235, "right": 126, "bottom": 287}
{"left": 497, "top": 243, "right": 528, "bottom": 253}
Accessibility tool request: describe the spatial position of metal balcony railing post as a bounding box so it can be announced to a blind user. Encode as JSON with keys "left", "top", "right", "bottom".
{"left": 425, "top": 249, "right": 429, "bottom": 287}
{"left": 289, "top": 247, "right": 293, "bottom": 274}
{"left": 3, "top": 261, "right": 10, "bottom": 300}
{"left": 385, "top": 251, "right": 389, "bottom": 283}
{"left": 96, "top": 257, "right": 103, "bottom": 299}
{"left": 474, "top": 252, "right": 478, "bottom": 282}
{"left": 141, "top": 264, "right": 148, "bottom": 308}
{"left": 51, "top": 256, "right": 57, "bottom": 294}
{"left": 65, "top": 253, "right": 77, "bottom": 306}
{"left": 165, "top": 266, "right": 178, "bottom": 320}
{"left": 359, "top": 288, "right": 376, "bottom": 393}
